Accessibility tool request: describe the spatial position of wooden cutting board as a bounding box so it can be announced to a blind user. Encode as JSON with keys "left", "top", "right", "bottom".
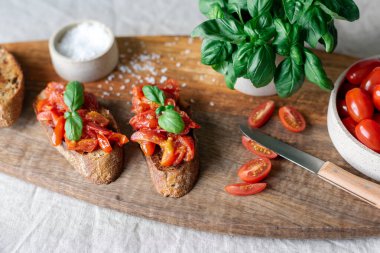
{"left": 1, "top": 36, "right": 380, "bottom": 239}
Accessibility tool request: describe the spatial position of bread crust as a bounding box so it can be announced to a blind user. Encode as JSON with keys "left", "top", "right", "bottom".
{"left": 0, "top": 46, "right": 24, "bottom": 127}
{"left": 34, "top": 90, "right": 123, "bottom": 184}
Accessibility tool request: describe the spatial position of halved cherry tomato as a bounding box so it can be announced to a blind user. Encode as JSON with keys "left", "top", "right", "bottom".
{"left": 97, "top": 132, "right": 112, "bottom": 153}
{"left": 248, "top": 100, "right": 275, "bottom": 128}
{"left": 85, "top": 111, "right": 110, "bottom": 127}
{"left": 64, "top": 135, "right": 77, "bottom": 150}
{"left": 372, "top": 85, "right": 380, "bottom": 111}
{"left": 341, "top": 117, "right": 357, "bottom": 136}
{"left": 177, "top": 135, "right": 195, "bottom": 162}
{"left": 278, "top": 106, "right": 306, "bottom": 133}
{"left": 242, "top": 136, "right": 277, "bottom": 159}
{"left": 238, "top": 157, "right": 271, "bottom": 183}
{"left": 373, "top": 114, "right": 380, "bottom": 124}
{"left": 338, "top": 81, "right": 357, "bottom": 99}
{"left": 337, "top": 99, "right": 349, "bottom": 117}
{"left": 361, "top": 67, "right": 380, "bottom": 94}
{"left": 36, "top": 99, "right": 50, "bottom": 113}
{"left": 355, "top": 119, "right": 380, "bottom": 153}
{"left": 37, "top": 111, "right": 52, "bottom": 122}
{"left": 129, "top": 110, "right": 159, "bottom": 130}
{"left": 140, "top": 141, "right": 156, "bottom": 156}
{"left": 52, "top": 116, "right": 65, "bottom": 146}
{"left": 346, "top": 59, "right": 380, "bottom": 85}
{"left": 160, "top": 137, "right": 176, "bottom": 166}
{"left": 346, "top": 88, "right": 374, "bottom": 123}
{"left": 108, "top": 133, "right": 129, "bottom": 147}
{"left": 130, "top": 129, "right": 166, "bottom": 145}
{"left": 225, "top": 182, "right": 267, "bottom": 196}
{"left": 86, "top": 122, "right": 112, "bottom": 136}
{"left": 75, "top": 139, "right": 98, "bottom": 153}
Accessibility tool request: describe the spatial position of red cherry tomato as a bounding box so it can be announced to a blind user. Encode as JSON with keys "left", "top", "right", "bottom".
{"left": 242, "top": 136, "right": 277, "bottom": 159}
{"left": 160, "top": 138, "right": 176, "bottom": 166}
{"left": 248, "top": 100, "right": 275, "bottom": 128}
{"left": 85, "top": 111, "right": 110, "bottom": 127}
{"left": 225, "top": 182, "right": 267, "bottom": 196}
{"left": 337, "top": 99, "right": 349, "bottom": 117}
{"left": 361, "top": 67, "right": 380, "bottom": 94}
{"left": 341, "top": 117, "right": 357, "bottom": 136}
{"left": 278, "top": 106, "right": 306, "bottom": 133}
{"left": 238, "top": 158, "right": 271, "bottom": 183}
{"left": 372, "top": 85, "right": 380, "bottom": 111}
{"left": 338, "top": 81, "right": 357, "bottom": 99}
{"left": 346, "top": 59, "right": 380, "bottom": 85}
{"left": 108, "top": 133, "right": 129, "bottom": 147}
{"left": 355, "top": 119, "right": 380, "bottom": 153}
{"left": 75, "top": 139, "right": 98, "bottom": 153}
{"left": 52, "top": 116, "right": 65, "bottom": 146}
{"left": 97, "top": 133, "right": 113, "bottom": 153}
{"left": 345, "top": 88, "right": 374, "bottom": 122}
{"left": 140, "top": 141, "right": 156, "bottom": 156}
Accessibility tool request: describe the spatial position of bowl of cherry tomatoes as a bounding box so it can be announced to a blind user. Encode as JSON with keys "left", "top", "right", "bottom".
{"left": 328, "top": 56, "right": 380, "bottom": 181}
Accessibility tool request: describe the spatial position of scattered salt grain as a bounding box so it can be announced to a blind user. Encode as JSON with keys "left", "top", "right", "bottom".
{"left": 120, "top": 85, "right": 126, "bottom": 90}
{"left": 209, "top": 101, "right": 215, "bottom": 106}
{"left": 183, "top": 49, "right": 191, "bottom": 55}
{"left": 116, "top": 92, "right": 121, "bottom": 96}
{"left": 188, "top": 37, "right": 193, "bottom": 44}
{"left": 160, "top": 76, "right": 168, "bottom": 83}
{"left": 190, "top": 99, "right": 195, "bottom": 103}
{"left": 161, "top": 67, "right": 168, "bottom": 73}
{"left": 103, "top": 91, "right": 110, "bottom": 96}
{"left": 124, "top": 79, "right": 130, "bottom": 83}
{"left": 181, "top": 83, "right": 187, "bottom": 88}
{"left": 176, "top": 62, "right": 181, "bottom": 68}
{"left": 97, "top": 84, "right": 102, "bottom": 89}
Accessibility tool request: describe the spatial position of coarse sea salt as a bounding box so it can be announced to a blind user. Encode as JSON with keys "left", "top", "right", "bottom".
{"left": 57, "top": 22, "right": 112, "bottom": 61}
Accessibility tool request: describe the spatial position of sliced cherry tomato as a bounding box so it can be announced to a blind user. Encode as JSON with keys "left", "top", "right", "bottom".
{"left": 345, "top": 88, "right": 374, "bottom": 122}
{"left": 361, "top": 67, "right": 380, "bottom": 94}
{"left": 355, "top": 119, "right": 380, "bottom": 153}
{"left": 52, "top": 116, "right": 65, "bottom": 146}
{"left": 248, "top": 100, "right": 275, "bottom": 128}
{"left": 86, "top": 122, "right": 112, "bottom": 136}
{"left": 140, "top": 141, "right": 156, "bottom": 156}
{"left": 242, "top": 136, "right": 277, "bottom": 159}
{"left": 37, "top": 111, "right": 52, "bottom": 122}
{"left": 238, "top": 157, "right": 271, "bottom": 183}
{"left": 373, "top": 114, "right": 380, "bottom": 124}
{"left": 64, "top": 135, "right": 77, "bottom": 150}
{"left": 338, "top": 81, "right": 357, "bottom": 99}
{"left": 337, "top": 99, "right": 349, "bottom": 117}
{"left": 108, "top": 132, "right": 129, "bottom": 147}
{"left": 372, "top": 85, "right": 380, "bottom": 111}
{"left": 177, "top": 135, "right": 195, "bottom": 162}
{"left": 36, "top": 99, "right": 50, "bottom": 113}
{"left": 130, "top": 129, "right": 166, "bottom": 145}
{"left": 278, "top": 106, "right": 306, "bottom": 133}
{"left": 341, "top": 117, "right": 357, "bottom": 136}
{"left": 97, "top": 133, "right": 112, "bottom": 153}
{"left": 129, "top": 110, "right": 159, "bottom": 130}
{"left": 157, "top": 79, "right": 180, "bottom": 100}
{"left": 346, "top": 59, "right": 380, "bottom": 85}
{"left": 160, "top": 137, "right": 176, "bottom": 166}
{"left": 225, "top": 182, "right": 267, "bottom": 196}
{"left": 85, "top": 111, "right": 110, "bottom": 127}
{"left": 75, "top": 139, "right": 98, "bottom": 153}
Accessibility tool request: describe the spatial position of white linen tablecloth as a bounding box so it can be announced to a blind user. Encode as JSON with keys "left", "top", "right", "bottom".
{"left": 0, "top": 0, "right": 379, "bottom": 252}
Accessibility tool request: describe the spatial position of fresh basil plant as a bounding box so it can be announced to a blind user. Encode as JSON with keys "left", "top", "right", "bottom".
{"left": 192, "top": 0, "right": 359, "bottom": 97}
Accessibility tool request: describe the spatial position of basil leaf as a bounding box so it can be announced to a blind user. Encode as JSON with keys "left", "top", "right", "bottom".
{"left": 142, "top": 85, "right": 165, "bottom": 106}
{"left": 316, "top": 0, "right": 359, "bottom": 22}
{"left": 201, "top": 39, "right": 232, "bottom": 65}
{"left": 274, "top": 57, "right": 305, "bottom": 97}
{"left": 233, "top": 43, "right": 255, "bottom": 76}
{"left": 244, "top": 15, "right": 275, "bottom": 42}
{"left": 64, "top": 111, "right": 83, "bottom": 141}
{"left": 247, "top": 44, "right": 275, "bottom": 87}
{"left": 158, "top": 110, "right": 185, "bottom": 134}
{"left": 320, "top": 22, "right": 338, "bottom": 53}
{"left": 213, "top": 61, "right": 237, "bottom": 89}
{"left": 282, "top": 0, "right": 313, "bottom": 24}
{"left": 199, "top": 0, "right": 225, "bottom": 18}
{"left": 209, "top": 4, "right": 225, "bottom": 19}
{"left": 247, "top": 0, "right": 273, "bottom": 18}
{"left": 191, "top": 17, "right": 246, "bottom": 43}
{"left": 64, "top": 81, "right": 84, "bottom": 112}
{"left": 304, "top": 48, "right": 333, "bottom": 91}
{"left": 155, "top": 106, "right": 165, "bottom": 115}
{"left": 290, "top": 44, "right": 303, "bottom": 65}
{"left": 272, "top": 18, "right": 291, "bottom": 56}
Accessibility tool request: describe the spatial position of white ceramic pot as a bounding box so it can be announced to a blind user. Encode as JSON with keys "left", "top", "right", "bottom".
{"left": 234, "top": 78, "right": 277, "bottom": 96}
{"left": 327, "top": 55, "right": 380, "bottom": 182}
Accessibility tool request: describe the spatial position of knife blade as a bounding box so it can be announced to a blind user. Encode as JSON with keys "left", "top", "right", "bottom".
{"left": 240, "top": 124, "right": 380, "bottom": 209}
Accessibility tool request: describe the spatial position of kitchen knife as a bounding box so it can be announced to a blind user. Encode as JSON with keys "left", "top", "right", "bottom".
{"left": 240, "top": 124, "right": 380, "bottom": 209}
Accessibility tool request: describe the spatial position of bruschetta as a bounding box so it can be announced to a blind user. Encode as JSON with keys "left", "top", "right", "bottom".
{"left": 0, "top": 46, "right": 24, "bottom": 127}
{"left": 34, "top": 81, "right": 128, "bottom": 184}
{"left": 130, "top": 79, "right": 200, "bottom": 197}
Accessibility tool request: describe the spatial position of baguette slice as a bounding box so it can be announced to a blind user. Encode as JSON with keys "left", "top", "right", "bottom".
{"left": 34, "top": 90, "right": 123, "bottom": 184}
{"left": 0, "top": 46, "right": 24, "bottom": 127}
{"left": 145, "top": 136, "right": 199, "bottom": 198}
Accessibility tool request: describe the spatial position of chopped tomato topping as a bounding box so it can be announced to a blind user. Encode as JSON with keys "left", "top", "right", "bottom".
{"left": 97, "top": 133, "right": 112, "bottom": 153}
{"left": 52, "top": 116, "right": 65, "bottom": 146}
{"left": 85, "top": 111, "right": 110, "bottom": 127}
{"left": 140, "top": 141, "right": 156, "bottom": 156}
{"left": 75, "top": 139, "right": 98, "bottom": 153}
{"left": 108, "top": 133, "right": 129, "bottom": 147}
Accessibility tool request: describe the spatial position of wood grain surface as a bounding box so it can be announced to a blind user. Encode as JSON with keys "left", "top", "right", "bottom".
{"left": 1, "top": 36, "right": 380, "bottom": 239}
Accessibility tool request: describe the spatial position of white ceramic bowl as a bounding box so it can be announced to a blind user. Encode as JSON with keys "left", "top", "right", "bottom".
{"left": 234, "top": 78, "right": 277, "bottom": 96}
{"left": 327, "top": 55, "right": 380, "bottom": 182}
{"left": 49, "top": 20, "right": 118, "bottom": 82}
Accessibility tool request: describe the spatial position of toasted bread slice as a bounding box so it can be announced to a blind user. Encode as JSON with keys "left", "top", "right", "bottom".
{"left": 0, "top": 46, "right": 24, "bottom": 127}
{"left": 145, "top": 137, "right": 199, "bottom": 198}
{"left": 34, "top": 90, "right": 123, "bottom": 184}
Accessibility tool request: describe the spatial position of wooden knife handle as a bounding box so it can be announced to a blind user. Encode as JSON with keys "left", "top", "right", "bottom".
{"left": 318, "top": 161, "right": 380, "bottom": 209}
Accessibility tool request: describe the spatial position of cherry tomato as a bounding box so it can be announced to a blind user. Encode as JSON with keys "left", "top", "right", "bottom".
{"left": 36, "top": 99, "right": 50, "bottom": 113}
{"left": 86, "top": 122, "right": 112, "bottom": 136}
{"left": 373, "top": 114, "right": 380, "bottom": 124}
{"left": 225, "top": 182, "right": 267, "bottom": 196}
{"left": 278, "top": 106, "right": 306, "bottom": 133}
{"left": 157, "top": 79, "right": 180, "bottom": 100}
{"left": 108, "top": 133, "right": 129, "bottom": 147}
{"left": 85, "top": 111, "right": 110, "bottom": 127}
{"left": 355, "top": 119, "right": 380, "bottom": 153}
{"left": 341, "top": 117, "right": 357, "bottom": 136}
{"left": 238, "top": 157, "right": 271, "bottom": 183}
{"left": 337, "top": 99, "right": 349, "bottom": 117}
{"left": 248, "top": 100, "right": 275, "bottom": 128}
{"left": 130, "top": 129, "right": 166, "bottom": 145}
{"left": 338, "top": 81, "right": 357, "bottom": 99}
{"left": 346, "top": 59, "right": 380, "bottom": 85}
{"left": 372, "top": 85, "right": 380, "bottom": 111}
{"left": 140, "top": 141, "right": 156, "bottom": 156}
{"left": 75, "top": 139, "right": 98, "bottom": 153}
{"left": 129, "top": 110, "right": 159, "bottom": 130}
{"left": 242, "top": 136, "right": 277, "bottom": 159}
{"left": 52, "top": 116, "right": 65, "bottom": 146}
{"left": 361, "top": 67, "right": 380, "bottom": 94}
{"left": 177, "top": 135, "right": 195, "bottom": 162}
{"left": 97, "top": 133, "right": 112, "bottom": 153}
{"left": 160, "top": 137, "right": 176, "bottom": 166}
{"left": 37, "top": 111, "right": 52, "bottom": 122}
{"left": 345, "top": 88, "right": 374, "bottom": 123}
